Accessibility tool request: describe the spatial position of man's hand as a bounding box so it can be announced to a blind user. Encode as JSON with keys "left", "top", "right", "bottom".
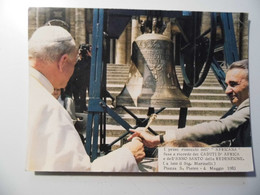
{"left": 127, "top": 129, "right": 161, "bottom": 148}
{"left": 123, "top": 137, "right": 145, "bottom": 163}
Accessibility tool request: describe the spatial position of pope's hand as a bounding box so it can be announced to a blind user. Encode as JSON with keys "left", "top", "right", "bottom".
{"left": 127, "top": 129, "right": 161, "bottom": 148}
{"left": 123, "top": 137, "right": 145, "bottom": 163}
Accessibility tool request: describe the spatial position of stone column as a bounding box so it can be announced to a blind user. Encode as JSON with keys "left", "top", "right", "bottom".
{"left": 201, "top": 12, "right": 211, "bottom": 39}
{"left": 241, "top": 13, "right": 249, "bottom": 59}
{"left": 129, "top": 16, "right": 142, "bottom": 66}
{"left": 37, "top": 8, "right": 49, "bottom": 28}
{"left": 109, "top": 39, "right": 115, "bottom": 63}
{"left": 28, "top": 8, "right": 50, "bottom": 37}
{"left": 115, "top": 28, "right": 126, "bottom": 64}
{"left": 232, "top": 13, "right": 240, "bottom": 53}
{"left": 85, "top": 9, "right": 93, "bottom": 44}
{"left": 126, "top": 23, "right": 132, "bottom": 65}
{"left": 162, "top": 17, "right": 172, "bottom": 39}
{"left": 75, "top": 8, "right": 86, "bottom": 46}
{"left": 131, "top": 16, "right": 141, "bottom": 45}
{"left": 128, "top": 16, "right": 142, "bottom": 85}
{"left": 67, "top": 8, "right": 75, "bottom": 39}
{"left": 28, "top": 8, "right": 37, "bottom": 39}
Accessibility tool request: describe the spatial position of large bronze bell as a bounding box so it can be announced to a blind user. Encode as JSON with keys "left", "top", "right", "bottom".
{"left": 116, "top": 33, "right": 191, "bottom": 108}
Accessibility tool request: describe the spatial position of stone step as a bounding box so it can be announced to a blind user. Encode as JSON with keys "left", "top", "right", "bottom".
{"left": 107, "top": 65, "right": 224, "bottom": 73}
{"left": 106, "top": 71, "right": 220, "bottom": 80}
{"left": 101, "top": 123, "right": 205, "bottom": 137}
{"left": 106, "top": 71, "right": 221, "bottom": 76}
{"left": 106, "top": 75, "right": 129, "bottom": 80}
{"left": 107, "top": 64, "right": 225, "bottom": 71}
{"left": 87, "top": 95, "right": 231, "bottom": 107}
{"left": 106, "top": 79, "right": 222, "bottom": 87}
{"left": 187, "top": 93, "right": 229, "bottom": 100}
{"left": 108, "top": 91, "right": 227, "bottom": 100}
{"left": 112, "top": 106, "right": 229, "bottom": 116}
{"left": 105, "top": 92, "right": 229, "bottom": 100}
{"left": 106, "top": 71, "right": 129, "bottom": 76}
{"left": 106, "top": 84, "right": 225, "bottom": 94}
{"left": 106, "top": 113, "right": 225, "bottom": 127}
{"left": 106, "top": 72, "right": 218, "bottom": 79}
{"left": 188, "top": 99, "right": 231, "bottom": 107}
{"left": 106, "top": 69, "right": 224, "bottom": 89}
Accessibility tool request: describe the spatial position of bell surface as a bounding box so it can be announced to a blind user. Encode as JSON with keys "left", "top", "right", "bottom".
{"left": 116, "top": 33, "right": 191, "bottom": 108}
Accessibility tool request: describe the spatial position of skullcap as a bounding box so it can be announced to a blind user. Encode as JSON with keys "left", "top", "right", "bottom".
{"left": 29, "top": 25, "right": 72, "bottom": 44}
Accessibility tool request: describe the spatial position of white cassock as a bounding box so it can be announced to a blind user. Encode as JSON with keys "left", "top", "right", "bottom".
{"left": 26, "top": 67, "right": 139, "bottom": 172}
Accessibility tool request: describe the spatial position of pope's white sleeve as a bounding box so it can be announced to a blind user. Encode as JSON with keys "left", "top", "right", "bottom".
{"left": 91, "top": 147, "right": 140, "bottom": 172}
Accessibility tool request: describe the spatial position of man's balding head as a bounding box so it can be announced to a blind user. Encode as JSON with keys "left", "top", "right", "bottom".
{"left": 225, "top": 59, "right": 249, "bottom": 106}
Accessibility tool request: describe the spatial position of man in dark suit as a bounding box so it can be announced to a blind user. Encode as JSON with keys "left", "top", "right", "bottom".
{"left": 129, "top": 59, "right": 251, "bottom": 147}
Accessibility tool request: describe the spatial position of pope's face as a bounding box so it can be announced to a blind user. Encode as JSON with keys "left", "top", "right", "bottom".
{"left": 225, "top": 68, "right": 249, "bottom": 106}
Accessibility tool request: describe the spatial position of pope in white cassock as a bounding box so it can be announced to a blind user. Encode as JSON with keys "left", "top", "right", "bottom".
{"left": 26, "top": 26, "right": 145, "bottom": 172}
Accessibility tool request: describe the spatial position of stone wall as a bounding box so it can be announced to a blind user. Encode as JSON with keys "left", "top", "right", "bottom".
{"left": 28, "top": 8, "right": 93, "bottom": 46}
{"left": 28, "top": 8, "right": 248, "bottom": 63}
